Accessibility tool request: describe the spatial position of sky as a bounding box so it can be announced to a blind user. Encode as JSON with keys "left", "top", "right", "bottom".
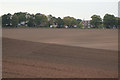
{"left": 0, "top": 0, "right": 119, "bottom": 20}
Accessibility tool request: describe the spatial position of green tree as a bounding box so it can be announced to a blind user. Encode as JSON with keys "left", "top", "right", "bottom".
{"left": 63, "top": 16, "right": 77, "bottom": 27}
{"left": 51, "top": 17, "right": 57, "bottom": 25}
{"left": 77, "top": 19, "right": 82, "bottom": 24}
{"left": 56, "top": 17, "right": 64, "bottom": 27}
{"left": 27, "top": 14, "right": 35, "bottom": 27}
{"left": 48, "top": 14, "right": 54, "bottom": 26}
{"left": 40, "top": 14, "right": 48, "bottom": 27}
{"left": 14, "top": 12, "right": 27, "bottom": 23}
{"left": 103, "top": 14, "right": 116, "bottom": 28}
{"left": 115, "top": 17, "right": 120, "bottom": 28}
{"left": 27, "top": 18, "right": 35, "bottom": 27}
{"left": 2, "top": 13, "right": 12, "bottom": 27}
{"left": 12, "top": 14, "right": 19, "bottom": 27}
{"left": 90, "top": 15, "right": 102, "bottom": 28}
{"left": 35, "top": 13, "right": 48, "bottom": 27}
{"left": 2, "top": 14, "right": 7, "bottom": 27}
{"left": 77, "top": 22, "right": 84, "bottom": 28}
{"left": 117, "top": 17, "right": 120, "bottom": 28}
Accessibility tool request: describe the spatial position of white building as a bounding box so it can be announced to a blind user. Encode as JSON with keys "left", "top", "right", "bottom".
{"left": 65, "top": 25, "right": 68, "bottom": 28}
{"left": 74, "top": 25, "right": 77, "bottom": 28}
{"left": 81, "top": 20, "right": 91, "bottom": 28}
{"left": 49, "top": 24, "right": 57, "bottom": 28}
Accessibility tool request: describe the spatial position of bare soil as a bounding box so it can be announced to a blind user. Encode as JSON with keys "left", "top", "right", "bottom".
{"left": 2, "top": 28, "right": 118, "bottom": 78}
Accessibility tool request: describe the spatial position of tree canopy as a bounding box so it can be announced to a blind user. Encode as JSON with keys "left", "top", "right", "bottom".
{"left": 90, "top": 15, "right": 102, "bottom": 28}
{"left": 2, "top": 13, "right": 12, "bottom": 27}
{"left": 1, "top": 12, "right": 119, "bottom": 29}
{"left": 11, "top": 14, "right": 19, "bottom": 27}
{"left": 63, "top": 16, "right": 78, "bottom": 27}
{"left": 103, "top": 14, "right": 116, "bottom": 28}
{"left": 14, "top": 12, "right": 27, "bottom": 23}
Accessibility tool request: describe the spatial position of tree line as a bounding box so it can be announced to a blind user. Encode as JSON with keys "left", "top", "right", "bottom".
{"left": 90, "top": 14, "right": 120, "bottom": 28}
{"left": 1, "top": 12, "right": 120, "bottom": 28}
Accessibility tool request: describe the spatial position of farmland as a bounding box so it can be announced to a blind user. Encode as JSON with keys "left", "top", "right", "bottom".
{"left": 2, "top": 28, "right": 118, "bottom": 78}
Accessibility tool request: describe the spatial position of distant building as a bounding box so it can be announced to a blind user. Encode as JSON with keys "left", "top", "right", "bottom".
{"left": 50, "top": 25, "right": 53, "bottom": 28}
{"left": 49, "top": 24, "right": 58, "bottom": 28}
{"left": 18, "top": 21, "right": 28, "bottom": 26}
{"left": 65, "top": 25, "right": 68, "bottom": 28}
{"left": 81, "top": 20, "right": 91, "bottom": 28}
{"left": 73, "top": 25, "right": 77, "bottom": 28}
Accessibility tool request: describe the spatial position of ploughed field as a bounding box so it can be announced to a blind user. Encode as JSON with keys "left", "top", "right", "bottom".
{"left": 2, "top": 28, "right": 118, "bottom": 78}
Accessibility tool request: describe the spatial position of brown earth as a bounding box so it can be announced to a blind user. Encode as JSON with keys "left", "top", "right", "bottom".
{"left": 2, "top": 28, "right": 118, "bottom": 50}
{"left": 2, "top": 28, "right": 118, "bottom": 78}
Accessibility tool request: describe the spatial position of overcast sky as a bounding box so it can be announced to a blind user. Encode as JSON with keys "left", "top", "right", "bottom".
{"left": 0, "top": 0, "right": 119, "bottom": 20}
